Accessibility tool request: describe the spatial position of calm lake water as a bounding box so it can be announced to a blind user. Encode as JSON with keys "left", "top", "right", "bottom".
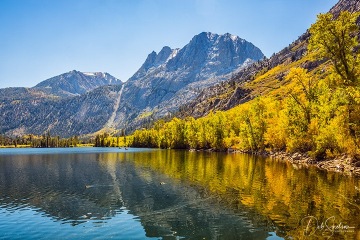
{"left": 0, "top": 148, "right": 359, "bottom": 239}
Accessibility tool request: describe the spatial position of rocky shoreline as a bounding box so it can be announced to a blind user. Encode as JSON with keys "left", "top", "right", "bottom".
{"left": 190, "top": 148, "right": 360, "bottom": 176}
{"left": 237, "top": 149, "right": 360, "bottom": 177}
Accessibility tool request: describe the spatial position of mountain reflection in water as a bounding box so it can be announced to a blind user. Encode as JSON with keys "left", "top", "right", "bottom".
{"left": 0, "top": 148, "right": 359, "bottom": 239}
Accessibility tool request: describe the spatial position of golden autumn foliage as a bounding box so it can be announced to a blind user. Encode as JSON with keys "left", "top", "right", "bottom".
{"left": 308, "top": 11, "right": 360, "bottom": 86}
{"left": 130, "top": 11, "right": 360, "bottom": 159}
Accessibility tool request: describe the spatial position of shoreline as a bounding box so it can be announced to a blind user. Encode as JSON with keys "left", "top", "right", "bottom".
{"left": 234, "top": 149, "right": 360, "bottom": 177}
{"left": 191, "top": 148, "right": 360, "bottom": 177}
{"left": 271, "top": 152, "right": 360, "bottom": 177}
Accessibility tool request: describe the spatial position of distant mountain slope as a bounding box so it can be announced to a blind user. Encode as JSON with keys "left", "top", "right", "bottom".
{"left": 0, "top": 87, "right": 56, "bottom": 102}
{"left": 33, "top": 70, "right": 122, "bottom": 98}
{"left": 178, "top": 0, "right": 360, "bottom": 119}
{"left": 1, "top": 84, "right": 124, "bottom": 137}
{"left": 0, "top": 71, "right": 123, "bottom": 137}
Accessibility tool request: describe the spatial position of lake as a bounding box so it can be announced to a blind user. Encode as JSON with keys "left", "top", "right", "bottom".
{"left": 0, "top": 148, "right": 359, "bottom": 239}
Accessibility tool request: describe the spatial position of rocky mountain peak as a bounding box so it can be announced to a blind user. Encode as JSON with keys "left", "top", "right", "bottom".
{"left": 129, "top": 46, "right": 180, "bottom": 81}
{"left": 189, "top": 32, "right": 244, "bottom": 45}
{"left": 166, "top": 32, "right": 264, "bottom": 75}
{"left": 130, "top": 32, "right": 264, "bottom": 82}
{"left": 143, "top": 51, "right": 158, "bottom": 68}
{"left": 224, "top": 32, "right": 239, "bottom": 41}
{"left": 156, "top": 46, "right": 173, "bottom": 62}
{"left": 121, "top": 32, "right": 264, "bottom": 131}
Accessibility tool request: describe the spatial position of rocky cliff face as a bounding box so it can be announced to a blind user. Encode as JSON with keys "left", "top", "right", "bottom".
{"left": 329, "top": 0, "right": 360, "bottom": 16}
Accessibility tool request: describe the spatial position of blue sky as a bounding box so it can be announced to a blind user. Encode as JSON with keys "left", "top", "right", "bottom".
{"left": 0, "top": 0, "right": 338, "bottom": 88}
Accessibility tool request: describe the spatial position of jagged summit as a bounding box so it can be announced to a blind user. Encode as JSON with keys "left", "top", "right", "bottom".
{"left": 130, "top": 32, "right": 263, "bottom": 83}
{"left": 130, "top": 32, "right": 263, "bottom": 81}
{"left": 192, "top": 32, "right": 243, "bottom": 42}
{"left": 166, "top": 32, "right": 263, "bottom": 73}
{"left": 129, "top": 46, "right": 180, "bottom": 81}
